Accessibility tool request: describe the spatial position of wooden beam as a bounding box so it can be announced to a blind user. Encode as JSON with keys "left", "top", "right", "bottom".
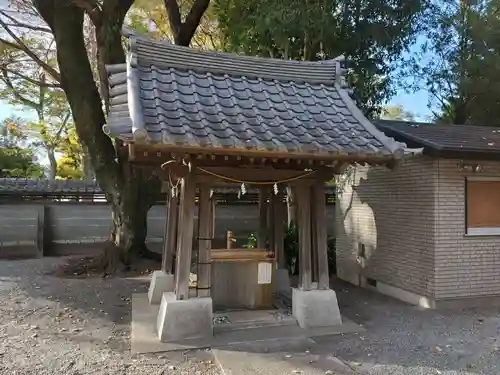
{"left": 174, "top": 171, "right": 196, "bottom": 300}
{"left": 273, "top": 190, "right": 286, "bottom": 269}
{"left": 258, "top": 186, "right": 270, "bottom": 249}
{"left": 161, "top": 189, "right": 178, "bottom": 274}
{"left": 197, "top": 184, "right": 212, "bottom": 298}
{"left": 125, "top": 144, "right": 395, "bottom": 169}
{"left": 312, "top": 182, "right": 330, "bottom": 289}
{"left": 332, "top": 161, "right": 348, "bottom": 174}
{"left": 294, "top": 184, "right": 312, "bottom": 290}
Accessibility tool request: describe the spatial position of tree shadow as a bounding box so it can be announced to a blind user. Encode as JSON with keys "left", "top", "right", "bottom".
{"left": 0, "top": 256, "right": 150, "bottom": 327}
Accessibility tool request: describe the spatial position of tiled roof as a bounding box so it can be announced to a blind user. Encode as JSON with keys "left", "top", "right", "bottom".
{"left": 103, "top": 36, "right": 406, "bottom": 162}
{"left": 376, "top": 120, "right": 500, "bottom": 157}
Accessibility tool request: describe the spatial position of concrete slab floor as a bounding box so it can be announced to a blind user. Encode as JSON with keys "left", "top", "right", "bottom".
{"left": 215, "top": 308, "right": 297, "bottom": 332}
{"left": 212, "top": 336, "right": 361, "bottom": 375}
{"left": 131, "top": 293, "right": 364, "bottom": 355}
{"left": 213, "top": 348, "right": 360, "bottom": 375}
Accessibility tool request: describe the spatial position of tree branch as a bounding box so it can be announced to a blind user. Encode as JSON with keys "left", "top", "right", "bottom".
{"left": 163, "top": 0, "right": 210, "bottom": 46}
{"left": 0, "top": 15, "right": 61, "bottom": 82}
{"left": 101, "top": 0, "right": 135, "bottom": 18}
{"left": 0, "top": 68, "right": 41, "bottom": 110}
{"left": 0, "top": 67, "right": 60, "bottom": 88}
{"left": 38, "top": 73, "right": 46, "bottom": 120}
{"left": 163, "top": 0, "right": 182, "bottom": 42}
{"left": 72, "top": 0, "right": 101, "bottom": 26}
{"left": 0, "top": 10, "right": 52, "bottom": 33}
{"left": 62, "top": 111, "right": 72, "bottom": 126}
{"left": 181, "top": 0, "right": 210, "bottom": 46}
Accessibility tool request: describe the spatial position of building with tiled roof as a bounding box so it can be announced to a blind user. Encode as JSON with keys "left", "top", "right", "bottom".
{"left": 99, "top": 35, "right": 424, "bottom": 340}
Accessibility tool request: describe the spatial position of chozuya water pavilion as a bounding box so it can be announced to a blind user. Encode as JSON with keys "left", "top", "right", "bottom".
{"left": 103, "top": 35, "right": 414, "bottom": 342}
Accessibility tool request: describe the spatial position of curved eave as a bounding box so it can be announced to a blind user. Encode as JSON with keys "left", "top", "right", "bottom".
{"left": 335, "top": 83, "right": 407, "bottom": 159}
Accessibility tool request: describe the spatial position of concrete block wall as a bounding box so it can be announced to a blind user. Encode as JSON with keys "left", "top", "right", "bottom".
{"left": 0, "top": 205, "right": 39, "bottom": 257}
{"left": 0, "top": 201, "right": 336, "bottom": 258}
{"left": 435, "top": 159, "right": 500, "bottom": 299}
{"left": 336, "top": 157, "right": 438, "bottom": 298}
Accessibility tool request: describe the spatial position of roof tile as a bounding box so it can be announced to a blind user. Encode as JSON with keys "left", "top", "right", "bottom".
{"left": 376, "top": 120, "right": 500, "bottom": 155}
{"left": 103, "top": 36, "right": 406, "bottom": 161}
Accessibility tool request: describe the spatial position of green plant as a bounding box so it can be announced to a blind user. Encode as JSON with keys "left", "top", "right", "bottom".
{"left": 283, "top": 222, "right": 336, "bottom": 276}
{"left": 244, "top": 232, "right": 257, "bottom": 249}
{"left": 284, "top": 221, "right": 299, "bottom": 276}
{"left": 327, "top": 235, "right": 336, "bottom": 275}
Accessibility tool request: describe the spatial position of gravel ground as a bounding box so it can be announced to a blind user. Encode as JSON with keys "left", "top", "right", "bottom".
{"left": 312, "top": 278, "right": 500, "bottom": 375}
{"left": 3, "top": 257, "right": 500, "bottom": 375}
{"left": 0, "top": 257, "right": 221, "bottom": 375}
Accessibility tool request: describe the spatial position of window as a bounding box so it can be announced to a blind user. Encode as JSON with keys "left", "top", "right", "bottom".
{"left": 465, "top": 177, "right": 500, "bottom": 235}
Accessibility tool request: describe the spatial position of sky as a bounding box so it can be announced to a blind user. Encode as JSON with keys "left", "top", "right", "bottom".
{"left": 0, "top": 102, "right": 32, "bottom": 119}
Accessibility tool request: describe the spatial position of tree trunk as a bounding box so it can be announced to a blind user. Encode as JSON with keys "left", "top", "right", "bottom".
{"left": 47, "top": 147, "right": 57, "bottom": 180}
{"left": 34, "top": 0, "right": 208, "bottom": 272}
{"left": 33, "top": 0, "right": 158, "bottom": 270}
{"left": 103, "top": 167, "right": 161, "bottom": 271}
{"left": 81, "top": 153, "right": 94, "bottom": 179}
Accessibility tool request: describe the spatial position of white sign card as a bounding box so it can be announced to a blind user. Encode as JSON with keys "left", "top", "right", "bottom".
{"left": 257, "top": 262, "right": 272, "bottom": 284}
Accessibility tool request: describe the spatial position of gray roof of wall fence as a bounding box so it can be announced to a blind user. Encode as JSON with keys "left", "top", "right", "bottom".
{"left": 0, "top": 179, "right": 102, "bottom": 194}
{"left": 0, "top": 179, "right": 336, "bottom": 195}
{"left": 102, "top": 35, "right": 406, "bottom": 162}
{"left": 376, "top": 120, "right": 500, "bottom": 159}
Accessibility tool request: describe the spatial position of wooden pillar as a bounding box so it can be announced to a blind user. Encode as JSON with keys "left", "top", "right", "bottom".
{"left": 268, "top": 192, "right": 275, "bottom": 254}
{"left": 273, "top": 191, "right": 286, "bottom": 269}
{"left": 161, "top": 190, "right": 178, "bottom": 274}
{"left": 258, "top": 186, "right": 269, "bottom": 249}
{"left": 294, "top": 183, "right": 312, "bottom": 290}
{"left": 197, "top": 184, "right": 212, "bottom": 298}
{"left": 209, "top": 195, "right": 216, "bottom": 239}
{"left": 310, "top": 186, "right": 319, "bottom": 284}
{"left": 312, "top": 182, "right": 330, "bottom": 289}
{"left": 286, "top": 186, "right": 296, "bottom": 226}
{"left": 174, "top": 172, "right": 196, "bottom": 300}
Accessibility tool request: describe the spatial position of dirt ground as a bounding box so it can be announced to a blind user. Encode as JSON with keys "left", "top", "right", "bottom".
{"left": 0, "top": 257, "right": 221, "bottom": 375}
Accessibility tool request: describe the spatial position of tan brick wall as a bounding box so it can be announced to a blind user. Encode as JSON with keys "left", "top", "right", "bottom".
{"left": 435, "top": 159, "right": 500, "bottom": 299}
{"left": 336, "top": 157, "right": 437, "bottom": 297}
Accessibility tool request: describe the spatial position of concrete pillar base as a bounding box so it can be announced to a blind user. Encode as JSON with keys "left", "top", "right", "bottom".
{"left": 292, "top": 288, "right": 342, "bottom": 328}
{"left": 157, "top": 292, "right": 213, "bottom": 342}
{"left": 148, "top": 270, "right": 174, "bottom": 305}
{"left": 273, "top": 268, "right": 291, "bottom": 293}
